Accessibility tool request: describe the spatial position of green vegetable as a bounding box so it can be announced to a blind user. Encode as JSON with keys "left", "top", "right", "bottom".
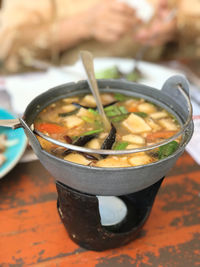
{"left": 95, "top": 66, "right": 121, "bottom": 79}
{"left": 82, "top": 129, "right": 103, "bottom": 136}
{"left": 111, "top": 114, "right": 129, "bottom": 122}
{"left": 118, "top": 106, "right": 128, "bottom": 114}
{"left": 58, "top": 109, "right": 78, "bottom": 117}
{"left": 81, "top": 116, "right": 94, "bottom": 123}
{"left": 94, "top": 120, "right": 103, "bottom": 128}
{"left": 114, "top": 141, "right": 129, "bottom": 150}
{"left": 114, "top": 93, "right": 129, "bottom": 101}
{"left": 104, "top": 105, "right": 121, "bottom": 117}
{"left": 158, "top": 141, "right": 179, "bottom": 159}
{"left": 104, "top": 105, "right": 129, "bottom": 122}
{"left": 106, "top": 109, "right": 121, "bottom": 117}
{"left": 106, "top": 110, "right": 120, "bottom": 117}
{"left": 133, "top": 112, "right": 148, "bottom": 118}
{"left": 125, "top": 71, "right": 140, "bottom": 82}
{"left": 104, "top": 105, "right": 128, "bottom": 118}
{"left": 125, "top": 67, "right": 143, "bottom": 82}
{"left": 88, "top": 108, "right": 98, "bottom": 115}
{"left": 104, "top": 105, "right": 117, "bottom": 112}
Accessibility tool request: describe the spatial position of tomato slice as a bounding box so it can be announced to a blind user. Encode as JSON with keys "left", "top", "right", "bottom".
{"left": 35, "top": 123, "right": 67, "bottom": 134}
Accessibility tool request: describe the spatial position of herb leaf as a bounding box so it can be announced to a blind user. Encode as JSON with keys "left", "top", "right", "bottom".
{"left": 88, "top": 108, "right": 98, "bottom": 115}
{"left": 158, "top": 141, "right": 179, "bottom": 159}
{"left": 114, "top": 93, "right": 129, "bottom": 101}
{"left": 95, "top": 66, "right": 121, "bottom": 79}
{"left": 114, "top": 141, "right": 129, "bottom": 150}
{"left": 82, "top": 129, "right": 103, "bottom": 136}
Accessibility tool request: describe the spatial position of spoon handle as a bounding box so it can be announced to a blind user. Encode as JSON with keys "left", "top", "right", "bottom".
{"left": 0, "top": 119, "right": 22, "bottom": 129}
{"left": 80, "top": 51, "right": 111, "bottom": 131}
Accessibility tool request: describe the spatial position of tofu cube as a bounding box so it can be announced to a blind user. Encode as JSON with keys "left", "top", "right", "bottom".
{"left": 64, "top": 153, "right": 91, "bottom": 165}
{"left": 86, "top": 138, "right": 101, "bottom": 149}
{"left": 96, "top": 157, "right": 131, "bottom": 167}
{"left": 150, "top": 111, "right": 168, "bottom": 120}
{"left": 81, "top": 95, "right": 96, "bottom": 107}
{"left": 146, "top": 118, "right": 161, "bottom": 131}
{"left": 122, "top": 134, "right": 145, "bottom": 145}
{"left": 159, "top": 118, "right": 178, "bottom": 131}
{"left": 128, "top": 153, "right": 152, "bottom": 166}
{"left": 64, "top": 115, "right": 84, "bottom": 129}
{"left": 62, "top": 97, "right": 79, "bottom": 104}
{"left": 122, "top": 113, "right": 152, "bottom": 133}
{"left": 138, "top": 103, "right": 157, "bottom": 114}
{"left": 100, "top": 94, "right": 115, "bottom": 104}
{"left": 62, "top": 104, "right": 77, "bottom": 113}
{"left": 77, "top": 108, "right": 92, "bottom": 117}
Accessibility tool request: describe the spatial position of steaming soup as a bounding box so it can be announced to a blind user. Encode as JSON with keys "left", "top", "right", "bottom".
{"left": 34, "top": 92, "right": 181, "bottom": 167}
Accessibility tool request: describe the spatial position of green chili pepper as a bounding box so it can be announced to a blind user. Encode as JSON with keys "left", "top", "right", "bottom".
{"left": 82, "top": 129, "right": 103, "bottom": 136}
{"left": 111, "top": 114, "right": 129, "bottom": 122}
{"left": 104, "top": 105, "right": 128, "bottom": 117}
{"left": 106, "top": 109, "right": 121, "bottom": 117}
{"left": 104, "top": 105, "right": 121, "bottom": 117}
{"left": 104, "top": 105, "right": 116, "bottom": 112}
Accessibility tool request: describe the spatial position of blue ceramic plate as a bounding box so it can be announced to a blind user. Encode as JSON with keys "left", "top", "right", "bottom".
{"left": 0, "top": 108, "right": 27, "bottom": 178}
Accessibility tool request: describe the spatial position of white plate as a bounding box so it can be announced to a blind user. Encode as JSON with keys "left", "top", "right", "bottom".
{"left": 73, "top": 57, "right": 180, "bottom": 90}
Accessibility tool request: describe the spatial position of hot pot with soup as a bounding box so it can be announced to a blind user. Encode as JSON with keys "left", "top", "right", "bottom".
{"left": 0, "top": 75, "right": 193, "bottom": 250}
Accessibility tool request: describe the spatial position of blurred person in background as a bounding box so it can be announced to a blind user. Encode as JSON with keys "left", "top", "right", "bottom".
{"left": 136, "top": 0, "right": 200, "bottom": 63}
{"left": 0, "top": 0, "right": 199, "bottom": 73}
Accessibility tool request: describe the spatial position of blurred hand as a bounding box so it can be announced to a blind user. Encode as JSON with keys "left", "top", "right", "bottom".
{"left": 134, "top": 0, "right": 177, "bottom": 46}
{"left": 86, "top": 0, "right": 140, "bottom": 42}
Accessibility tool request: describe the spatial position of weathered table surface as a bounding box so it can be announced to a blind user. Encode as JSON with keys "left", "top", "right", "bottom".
{"left": 0, "top": 152, "right": 200, "bottom": 267}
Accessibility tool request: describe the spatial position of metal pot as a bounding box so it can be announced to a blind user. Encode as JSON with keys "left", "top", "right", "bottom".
{"left": 0, "top": 75, "right": 193, "bottom": 196}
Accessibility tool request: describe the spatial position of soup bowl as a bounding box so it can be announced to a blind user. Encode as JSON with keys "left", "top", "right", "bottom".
{"left": 1, "top": 75, "right": 193, "bottom": 196}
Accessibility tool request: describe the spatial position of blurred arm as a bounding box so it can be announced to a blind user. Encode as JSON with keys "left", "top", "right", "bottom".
{"left": 0, "top": 0, "right": 138, "bottom": 72}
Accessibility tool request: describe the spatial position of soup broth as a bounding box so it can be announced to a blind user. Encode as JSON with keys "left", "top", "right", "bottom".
{"left": 34, "top": 92, "right": 181, "bottom": 168}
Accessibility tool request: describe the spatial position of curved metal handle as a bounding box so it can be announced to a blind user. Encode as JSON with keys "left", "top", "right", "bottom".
{"left": 0, "top": 118, "right": 22, "bottom": 129}
{"left": 161, "top": 74, "right": 193, "bottom": 127}
{"left": 162, "top": 74, "right": 190, "bottom": 96}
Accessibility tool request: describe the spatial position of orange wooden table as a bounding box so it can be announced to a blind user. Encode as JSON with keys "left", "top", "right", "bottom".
{"left": 0, "top": 152, "right": 200, "bottom": 267}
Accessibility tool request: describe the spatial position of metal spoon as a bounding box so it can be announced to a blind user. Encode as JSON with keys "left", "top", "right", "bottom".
{"left": 80, "top": 51, "right": 111, "bottom": 132}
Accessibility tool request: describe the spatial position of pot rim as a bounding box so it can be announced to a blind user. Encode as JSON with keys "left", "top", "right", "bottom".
{"left": 31, "top": 80, "right": 193, "bottom": 156}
